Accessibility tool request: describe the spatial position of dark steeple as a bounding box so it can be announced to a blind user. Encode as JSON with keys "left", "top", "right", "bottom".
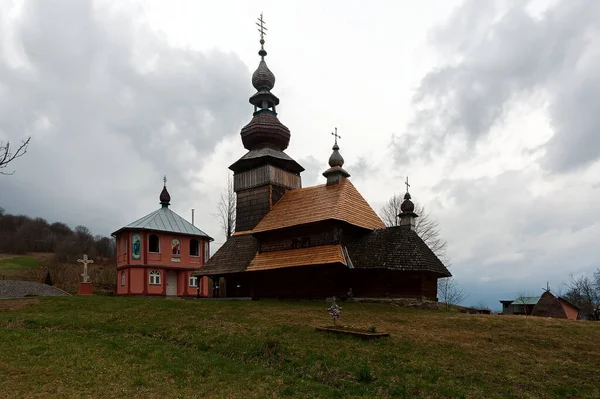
{"left": 239, "top": 13, "right": 291, "bottom": 153}
{"left": 160, "top": 175, "right": 171, "bottom": 208}
{"left": 228, "top": 15, "right": 304, "bottom": 232}
{"left": 398, "top": 177, "right": 418, "bottom": 229}
{"left": 323, "top": 127, "right": 350, "bottom": 185}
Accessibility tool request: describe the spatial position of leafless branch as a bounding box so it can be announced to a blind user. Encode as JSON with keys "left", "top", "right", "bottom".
{"left": 0, "top": 137, "right": 31, "bottom": 175}
{"left": 438, "top": 277, "right": 469, "bottom": 310}
{"left": 213, "top": 174, "right": 236, "bottom": 240}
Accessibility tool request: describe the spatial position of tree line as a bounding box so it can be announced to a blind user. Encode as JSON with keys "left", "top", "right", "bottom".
{"left": 0, "top": 207, "right": 115, "bottom": 263}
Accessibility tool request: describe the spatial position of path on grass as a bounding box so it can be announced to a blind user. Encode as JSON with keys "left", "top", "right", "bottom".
{"left": 0, "top": 280, "right": 69, "bottom": 299}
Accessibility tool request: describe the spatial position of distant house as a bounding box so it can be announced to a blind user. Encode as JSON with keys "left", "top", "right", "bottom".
{"left": 532, "top": 291, "right": 580, "bottom": 320}
{"left": 500, "top": 292, "right": 580, "bottom": 320}
{"left": 499, "top": 297, "right": 539, "bottom": 315}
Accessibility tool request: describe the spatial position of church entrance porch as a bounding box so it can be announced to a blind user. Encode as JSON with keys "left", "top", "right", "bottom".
{"left": 166, "top": 271, "right": 177, "bottom": 296}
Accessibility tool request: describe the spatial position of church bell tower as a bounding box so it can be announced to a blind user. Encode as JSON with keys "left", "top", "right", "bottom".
{"left": 229, "top": 14, "right": 304, "bottom": 232}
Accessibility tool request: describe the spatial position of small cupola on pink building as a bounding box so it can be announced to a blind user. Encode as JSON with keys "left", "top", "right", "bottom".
{"left": 112, "top": 180, "right": 213, "bottom": 297}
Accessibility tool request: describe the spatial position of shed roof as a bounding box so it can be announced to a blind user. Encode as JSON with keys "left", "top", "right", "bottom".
{"left": 253, "top": 179, "right": 385, "bottom": 233}
{"left": 192, "top": 232, "right": 259, "bottom": 276}
{"left": 113, "top": 206, "right": 212, "bottom": 240}
{"left": 247, "top": 244, "right": 346, "bottom": 272}
{"left": 511, "top": 297, "right": 540, "bottom": 306}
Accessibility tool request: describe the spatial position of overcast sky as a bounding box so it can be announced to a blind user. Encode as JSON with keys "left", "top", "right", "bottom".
{"left": 1, "top": 0, "right": 599, "bottom": 309}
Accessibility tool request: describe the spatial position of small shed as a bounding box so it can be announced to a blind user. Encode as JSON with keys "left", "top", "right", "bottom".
{"left": 531, "top": 291, "right": 580, "bottom": 320}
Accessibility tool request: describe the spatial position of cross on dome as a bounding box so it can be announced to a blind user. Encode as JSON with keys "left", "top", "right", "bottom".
{"left": 332, "top": 127, "right": 341, "bottom": 146}
{"left": 163, "top": 175, "right": 167, "bottom": 186}
{"left": 256, "top": 13, "right": 268, "bottom": 59}
{"left": 405, "top": 176, "right": 410, "bottom": 193}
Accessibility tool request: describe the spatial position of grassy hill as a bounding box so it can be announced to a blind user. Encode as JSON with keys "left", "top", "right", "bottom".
{"left": 0, "top": 297, "right": 598, "bottom": 399}
{"left": 0, "top": 253, "right": 50, "bottom": 277}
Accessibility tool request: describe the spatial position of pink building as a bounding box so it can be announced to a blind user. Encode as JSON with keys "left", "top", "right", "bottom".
{"left": 112, "top": 182, "right": 213, "bottom": 297}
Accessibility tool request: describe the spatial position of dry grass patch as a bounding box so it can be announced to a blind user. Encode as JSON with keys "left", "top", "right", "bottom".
{"left": 0, "top": 297, "right": 598, "bottom": 399}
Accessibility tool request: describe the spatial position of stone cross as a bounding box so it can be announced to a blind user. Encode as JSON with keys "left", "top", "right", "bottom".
{"left": 331, "top": 127, "right": 341, "bottom": 145}
{"left": 77, "top": 254, "right": 94, "bottom": 283}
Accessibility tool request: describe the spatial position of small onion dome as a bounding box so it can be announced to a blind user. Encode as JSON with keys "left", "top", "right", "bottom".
{"left": 160, "top": 185, "right": 171, "bottom": 206}
{"left": 252, "top": 60, "right": 276, "bottom": 92}
{"left": 400, "top": 192, "right": 415, "bottom": 213}
{"left": 329, "top": 143, "right": 345, "bottom": 167}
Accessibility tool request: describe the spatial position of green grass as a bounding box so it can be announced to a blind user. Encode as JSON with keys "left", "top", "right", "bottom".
{"left": 0, "top": 256, "right": 42, "bottom": 274}
{"left": 0, "top": 297, "right": 598, "bottom": 399}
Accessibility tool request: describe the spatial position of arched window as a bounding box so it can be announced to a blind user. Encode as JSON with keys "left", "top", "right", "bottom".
{"left": 149, "top": 234, "right": 160, "bottom": 253}
{"left": 149, "top": 270, "right": 161, "bottom": 285}
{"left": 190, "top": 239, "right": 199, "bottom": 256}
{"left": 121, "top": 271, "right": 126, "bottom": 286}
{"left": 204, "top": 242, "right": 210, "bottom": 263}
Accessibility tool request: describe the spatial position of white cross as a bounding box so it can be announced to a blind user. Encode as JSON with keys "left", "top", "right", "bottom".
{"left": 77, "top": 254, "right": 94, "bottom": 283}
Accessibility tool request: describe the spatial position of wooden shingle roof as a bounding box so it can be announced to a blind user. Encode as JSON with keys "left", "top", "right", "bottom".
{"left": 191, "top": 232, "right": 259, "bottom": 276}
{"left": 247, "top": 245, "right": 346, "bottom": 272}
{"left": 347, "top": 226, "right": 451, "bottom": 277}
{"left": 253, "top": 179, "right": 385, "bottom": 233}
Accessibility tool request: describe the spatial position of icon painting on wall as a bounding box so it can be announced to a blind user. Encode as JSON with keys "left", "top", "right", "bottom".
{"left": 172, "top": 238, "right": 181, "bottom": 256}
{"left": 132, "top": 233, "right": 141, "bottom": 260}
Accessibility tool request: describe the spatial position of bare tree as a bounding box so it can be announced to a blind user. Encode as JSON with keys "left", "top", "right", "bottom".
{"left": 380, "top": 194, "right": 449, "bottom": 264}
{"left": 214, "top": 174, "right": 236, "bottom": 240}
{"left": 563, "top": 272, "right": 600, "bottom": 320}
{"left": 1, "top": 137, "right": 31, "bottom": 175}
{"left": 513, "top": 290, "right": 536, "bottom": 316}
{"left": 438, "top": 277, "right": 469, "bottom": 310}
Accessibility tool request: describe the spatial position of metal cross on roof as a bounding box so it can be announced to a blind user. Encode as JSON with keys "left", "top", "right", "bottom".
{"left": 405, "top": 176, "right": 410, "bottom": 192}
{"left": 77, "top": 254, "right": 94, "bottom": 283}
{"left": 331, "top": 127, "right": 341, "bottom": 145}
{"left": 256, "top": 13, "right": 268, "bottom": 41}
{"left": 163, "top": 175, "right": 167, "bottom": 186}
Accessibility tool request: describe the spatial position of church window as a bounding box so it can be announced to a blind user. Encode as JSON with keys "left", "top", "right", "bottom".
{"left": 149, "top": 234, "right": 160, "bottom": 253}
{"left": 149, "top": 270, "right": 161, "bottom": 285}
{"left": 204, "top": 242, "right": 209, "bottom": 263}
{"left": 189, "top": 276, "right": 198, "bottom": 287}
{"left": 190, "top": 239, "right": 199, "bottom": 256}
{"left": 172, "top": 238, "right": 181, "bottom": 256}
{"left": 121, "top": 271, "right": 126, "bottom": 286}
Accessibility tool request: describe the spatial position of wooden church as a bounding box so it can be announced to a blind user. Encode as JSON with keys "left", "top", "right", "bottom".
{"left": 192, "top": 18, "right": 450, "bottom": 300}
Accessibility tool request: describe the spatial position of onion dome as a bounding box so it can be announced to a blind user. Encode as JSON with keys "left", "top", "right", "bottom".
{"left": 323, "top": 129, "right": 350, "bottom": 185}
{"left": 329, "top": 143, "right": 344, "bottom": 167}
{"left": 252, "top": 60, "right": 275, "bottom": 92}
{"left": 241, "top": 14, "right": 290, "bottom": 151}
{"left": 160, "top": 176, "right": 170, "bottom": 207}
{"left": 400, "top": 191, "right": 415, "bottom": 213}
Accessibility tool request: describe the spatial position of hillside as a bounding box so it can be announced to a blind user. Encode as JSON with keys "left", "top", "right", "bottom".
{"left": 0, "top": 297, "right": 598, "bottom": 399}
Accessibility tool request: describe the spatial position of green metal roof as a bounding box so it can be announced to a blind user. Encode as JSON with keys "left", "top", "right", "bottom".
{"left": 114, "top": 206, "right": 213, "bottom": 240}
{"left": 511, "top": 296, "right": 540, "bottom": 306}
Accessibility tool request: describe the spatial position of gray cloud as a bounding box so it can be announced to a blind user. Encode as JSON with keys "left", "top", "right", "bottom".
{"left": 0, "top": 0, "right": 250, "bottom": 235}
{"left": 396, "top": 0, "right": 600, "bottom": 172}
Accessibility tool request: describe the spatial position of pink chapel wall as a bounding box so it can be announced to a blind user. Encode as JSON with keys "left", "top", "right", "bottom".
{"left": 129, "top": 268, "right": 145, "bottom": 294}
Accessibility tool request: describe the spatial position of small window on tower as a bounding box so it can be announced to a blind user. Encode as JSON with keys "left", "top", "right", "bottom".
{"left": 190, "top": 239, "right": 199, "bottom": 256}
{"left": 121, "top": 271, "right": 126, "bottom": 286}
{"left": 149, "top": 234, "right": 160, "bottom": 253}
